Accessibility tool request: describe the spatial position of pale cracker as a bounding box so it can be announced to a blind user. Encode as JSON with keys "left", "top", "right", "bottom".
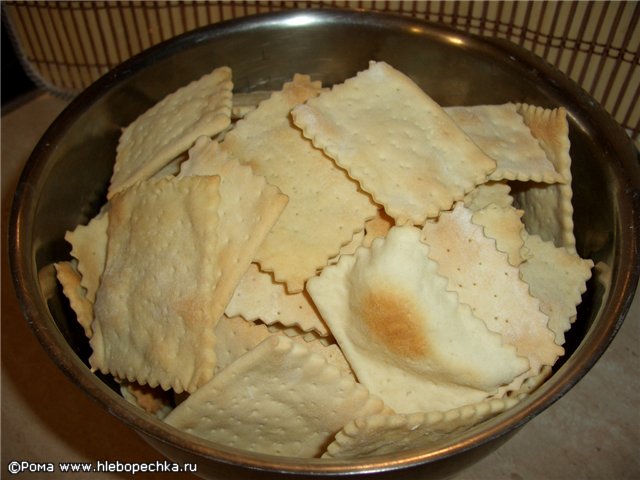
{"left": 307, "top": 225, "right": 529, "bottom": 414}
{"left": 323, "top": 396, "right": 520, "bottom": 458}
{"left": 214, "top": 315, "right": 353, "bottom": 379}
{"left": 108, "top": 66, "right": 232, "bottom": 197}
{"left": 221, "top": 74, "right": 377, "bottom": 292}
{"left": 519, "top": 233, "right": 593, "bottom": 345}
{"left": 164, "top": 335, "right": 388, "bottom": 458}
{"left": 225, "top": 263, "right": 330, "bottom": 337}
{"left": 291, "top": 61, "right": 496, "bottom": 225}
{"left": 511, "top": 104, "right": 576, "bottom": 252}
{"left": 65, "top": 208, "right": 109, "bottom": 303}
{"left": 91, "top": 176, "right": 223, "bottom": 393}
{"left": 421, "top": 203, "right": 563, "bottom": 382}
{"left": 54, "top": 261, "right": 94, "bottom": 338}
{"left": 445, "top": 103, "right": 564, "bottom": 183}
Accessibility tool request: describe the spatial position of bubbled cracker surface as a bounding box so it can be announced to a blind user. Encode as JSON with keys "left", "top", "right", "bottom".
{"left": 91, "top": 176, "right": 223, "bottom": 394}
{"left": 221, "top": 74, "right": 377, "bottom": 292}
{"left": 291, "top": 61, "right": 496, "bottom": 225}
{"left": 307, "top": 225, "right": 528, "bottom": 413}
{"left": 164, "top": 335, "right": 387, "bottom": 457}
{"left": 108, "top": 66, "right": 232, "bottom": 197}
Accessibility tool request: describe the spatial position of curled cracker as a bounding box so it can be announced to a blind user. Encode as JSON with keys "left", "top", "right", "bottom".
{"left": 307, "top": 225, "right": 528, "bottom": 413}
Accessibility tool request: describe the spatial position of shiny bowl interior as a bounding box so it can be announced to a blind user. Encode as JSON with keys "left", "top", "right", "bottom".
{"left": 9, "top": 9, "right": 640, "bottom": 480}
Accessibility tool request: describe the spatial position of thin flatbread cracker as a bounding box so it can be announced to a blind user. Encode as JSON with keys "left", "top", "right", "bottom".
{"left": 519, "top": 234, "right": 593, "bottom": 345}
{"left": 323, "top": 396, "right": 520, "bottom": 458}
{"left": 91, "top": 176, "right": 223, "bottom": 393}
{"left": 291, "top": 61, "right": 496, "bottom": 225}
{"left": 511, "top": 104, "right": 576, "bottom": 252}
{"left": 108, "top": 66, "right": 232, "bottom": 197}
{"left": 221, "top": 74, "right": 377, "bottom": 292}
{"left": 307, "top": 225, "right": 528, "bottom": 413}
{"left": 421, "top": 203, "right": 563, "bottom": 382}
{"left": 164, "top": 335, "right": 388, "bottom": 458}
{"left": 445, "top": 103, "right": 563, "bottom": 183}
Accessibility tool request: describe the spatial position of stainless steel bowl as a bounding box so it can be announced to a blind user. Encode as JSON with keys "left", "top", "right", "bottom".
{"left": 9, "top": 9, "right": 639, "bottom": 479}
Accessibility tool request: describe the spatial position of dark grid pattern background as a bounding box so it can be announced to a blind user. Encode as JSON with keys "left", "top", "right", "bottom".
{"left": 3, "top": 1, "right": 639, "bottom": 141}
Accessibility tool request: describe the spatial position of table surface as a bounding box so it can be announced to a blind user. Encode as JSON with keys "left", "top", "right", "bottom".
{"left": 2, "top": 92, "right": 639, "bottom": 480}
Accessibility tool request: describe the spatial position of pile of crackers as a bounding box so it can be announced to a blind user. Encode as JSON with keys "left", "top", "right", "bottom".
{"left": 56, "top": 61, "right": 593, "bottom": 459}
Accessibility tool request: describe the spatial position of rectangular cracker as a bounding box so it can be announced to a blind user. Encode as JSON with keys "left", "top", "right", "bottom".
{"left": 291, "top": 61, "right": 496, "bottom": 225}
{"left": 164, "top": 335, "right": 387, "bottom": 457}
{"left": 221, "top": 74, "right": 377, "bottom": 292}
{"left": 445, "top": 103, "right": 564, "bottom": 183}
{"left": 108, "top": 66, "right": 232, "bottom": 198}
{"left": 91, "top": 176, "right": 223, "bottom": 393}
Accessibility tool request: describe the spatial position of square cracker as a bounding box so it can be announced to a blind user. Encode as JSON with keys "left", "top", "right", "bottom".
{"left": 164, "top": 335, "right": 387, "bottom": 458}
{"left": 291, "top": 61, "right": 496, "bottom": 225}
{"left": 307, "top": 225, "right": 528, "bottom": 414}
{"left": 221, "top": 74, "right": 377, "bottom": 292}
{"left": 108, "top": 66, "right": 232, "bottom": 198}
{"left": 323, "top": 396, "right": 520, "bottom": 458}
{"left": 445, "top": 103, "right": 564, "bottom": 183}
{"left": 92, "top": 168, "right": 287, "bottom": 393}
